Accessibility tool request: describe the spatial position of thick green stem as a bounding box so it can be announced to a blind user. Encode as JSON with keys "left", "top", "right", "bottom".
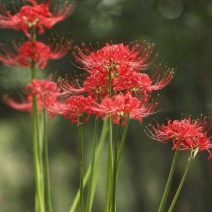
{"left": 117, "top": 117, "right": 130, "bottom": 170}
{"left": 168, "top": 159, "right": 192, "bottom": 212}
{"left": 31, "top": 59, "right": 45, "bottom": 212}
{"left": 86, "top": 118, "right": 99, "bottom": 212}
{"left": 104, "top": 116, "right": 113, "bottom": 212}
{"left": 104, "top": 68, "right": 113, "bottom": 212}
{"left": 43, "top": 110, "right": 52, "bottom": 212}
{"left": 78, "top": 120, "right": 84, "bottom": 212}
{"left": 32, "top": 95, "right": 44, "bottom": 212}
{"left": 158, "top": 150, "right": 179, "bottom": 212}
{"left": 111, "top": 122, "right": 123, "bottom": 212}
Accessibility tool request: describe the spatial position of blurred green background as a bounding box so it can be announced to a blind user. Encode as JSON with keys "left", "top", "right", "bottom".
{"left": 0, "top": 0, "right": 212, "bottom": 211}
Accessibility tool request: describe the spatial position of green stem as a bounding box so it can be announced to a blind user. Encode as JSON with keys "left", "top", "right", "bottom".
{"left": 32, "top": 95, "right": 44, "bottom": 212}
{"left": 78, "top": 120, "right": 84, "bottom": 212}
{"left": 111, "top": 122, "right": 123, "bottom": 212}
{"left": 90, "top": 120, "right": 108, "bottom": 207}
{"left": 43, "top": 110, "right": 52, "bottom": 212}
{"left": 168, "top": 159, "right": 192, "bottom": 212}
{"left": 158, "top": 150, "right": 179, "bottom": 212}
{"left": 31, "top": 59, "right": 45, "bottom": 212}
{"left": 69, "top": 120, "right": 108, "bottom": 212}
{"left": 104, "top": 116, "right": 113, "bottom": 212}
{"left": 117, "top": 117, "right": 130, "bottom": 170}
{"left": 70, "top": 165, "right": 90, "bottom": 212}
{"left": 86, "top": 118, "right": 99, "bottom": 212}
{"left": 104, "top": 68, "right": 114, "bottom": 212}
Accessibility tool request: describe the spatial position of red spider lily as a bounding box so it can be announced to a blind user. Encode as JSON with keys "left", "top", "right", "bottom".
{"left": 83, "top": 73, "right": 108, "bottom": 98}
{"left": 26, "top": 78, "right": 67, "bottom": 98}
{"left": 58, "top": 72, "right": 109, "bottom": 99}
{"left": 0, "top": 0, "right": 75, "bottom": 38}
{"left": 59, "top": 65, "right": 174, "bottom": 101}
{"left": 72, "top": 41, "right": 157, "bottom": 73}
{"left": 95, "top": 92, "right": 157, "bottom": 125}
{"left": 59, "top": 42, "right": 174, "bottom": 101}
{"left": 40, "top": 95, "right": 97, "bottom": 124}
{"left": 146, "top": 116, "right": 212, "bottom": 160}
{"left": 113, "top": 65, "right": 175, "bottom": 100}
{"left": 113, "top": 71, "right": 152, "bottom": 95}
{"left": 0, "top": 40, "right": 71, "bottom": 68}
{"left": 3, "top": 78, "right": 67, "bottom": 118}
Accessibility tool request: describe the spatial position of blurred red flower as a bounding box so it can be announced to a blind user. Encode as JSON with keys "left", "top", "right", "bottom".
{"left": 0, "top": 0, "right": 75, "bottom": 37}
{"left": 0, "top": 40, "right": 71, "bottom": 68}
{"left": 146, "top": 116, "right": 212, "bottom": 160}
{"left": 3, "top": 77, "right": 67, "bottom": 118}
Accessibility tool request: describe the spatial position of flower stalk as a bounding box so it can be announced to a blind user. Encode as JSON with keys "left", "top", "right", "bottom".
{"left": 86, "top": 118, "right": 99, "bottom": 212}
{"left": 111, "top": 121, "right": 123, "bottom": 212}
{"left": 117, "top": 117, "right": 130, "bottom": 170}
{"left": 31, "top": 59, "right": 45, "bottom": 212}
{"left": 168, "top": 158, "right": 193, "bottom": 212}
{"left": 78, "top": 118, "right": 84, "bottom": 212}
{"left": 104, "top": 68, "right": 114, "bottom": 212}
{"left": 43, "top": 110, "right": 52, "bottom": 212}
{"left": 158, "top": 150, "right": 179, "bottom": 212}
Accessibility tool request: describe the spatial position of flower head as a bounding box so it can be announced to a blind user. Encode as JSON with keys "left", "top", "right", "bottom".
{"left": 58, "top": 69, "right": 110, "bottom": 100}
{"left": 146, "top": 116, "right": 212, "bottom": 160}
{"left": 0, "top": 0, "right": 75, "bottom": 37}
{"left": 95, "top": 92, "right": 157, "bottom": 125}
{"left": 73, "top": 41, "right": 157, "bottom": 73}
{"left": 26, "top": 78, "right": 66, "bottom": 98}
{"left": 41, "top": 95, "right": 97, "bottom": 124}
{"left": 58, "top": 41, "right": 174, "bottom": 101}
{"left": 0, "top": 39, "right": 71, "bottom": 68}
{"left": 3, "top": 77, "right": 66, "bottom": 118}
{"left": 113, "top": 65, "right": 175, "bottom": 100}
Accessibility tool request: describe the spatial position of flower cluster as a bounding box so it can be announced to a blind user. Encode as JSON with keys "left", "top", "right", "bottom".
{"left": 0, "top": 0, "right": 74, "bottom": 69}
{"left": 146, "top": 116, "right": 212, "bottom": 159}
{"left": 95, "top": 92, "right": 157, "bottom": 125}
{"left": 41, "top": 41, "right": 174, "bottom": 125}
{"left": 0, "top": 39, "right": 72, "bottom": 68}
{"left": 0, "top": 0, "right": 75, "bottom": 38}
{"left": 42, "top": 94, "right": 96, "bottom": 124}
{"left": 4, "top": 77, "right": 67, "bottom": 118}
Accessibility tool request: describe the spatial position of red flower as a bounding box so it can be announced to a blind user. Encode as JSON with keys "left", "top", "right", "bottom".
{"left": 58, "top": 71, "right": 109, "bottom": 99}
{"left": 73, "top": 41, "right": 157, "bottom": 73}
{"left": 146, "top": 116, "right": 212, "bottom": 160}
{"left": 83, "top": 73, "right": 108, "bottom": 98}
{"left": 26, "top": 78, "right": 66, "bottom": 98}
{"left": 59, "top": 41, "right": 174, "bottom": 102}
{"left": 113, "top": 71, "right": 152, "bottom": 94}
{"left": 0, "top": 40, "right": 71, "bottom": 68}
{"left": 95, "top": 92, "right": 157, "bottom": 125}
{"left": 3, "top": 77, "right": 66, "bottom": 118}
{"left": 0, "top": 0, "right": 75, "bottom": 37}
{"left": 41, "top": 95, "right": 97, "bottom": 124}
{"left": 113, "top": 65, "right": 175, "bottom": 100}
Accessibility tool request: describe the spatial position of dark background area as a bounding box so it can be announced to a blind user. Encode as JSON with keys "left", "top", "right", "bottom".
{"left": 0, "top": 0, "right": 212, "bottom": 211}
